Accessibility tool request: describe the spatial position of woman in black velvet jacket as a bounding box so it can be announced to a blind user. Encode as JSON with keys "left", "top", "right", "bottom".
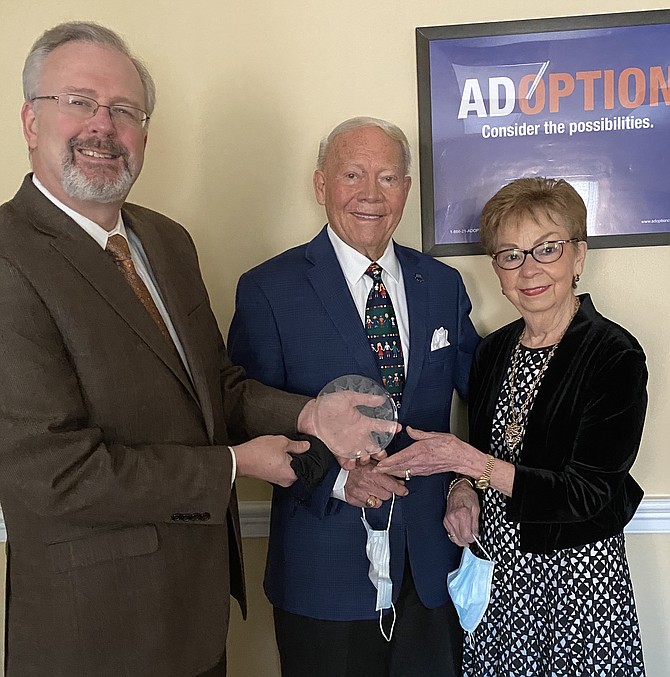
{"left": 466, "top": 291, "right": 646, "bottom": 554}
{"left": 378, "top": 177, "right": 647, "bottom": 675}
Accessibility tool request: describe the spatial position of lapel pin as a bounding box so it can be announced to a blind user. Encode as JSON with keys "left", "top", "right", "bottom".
{"left": 415, "top": 274, "right": 424, "bottom": 283}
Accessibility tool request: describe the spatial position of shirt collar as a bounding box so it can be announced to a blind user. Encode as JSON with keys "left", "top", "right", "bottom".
{"left": 32, "top": 174, "right": 126, "bottom": 248}
{"left": 326, "top": 225, "right": 401, "bottom": 286}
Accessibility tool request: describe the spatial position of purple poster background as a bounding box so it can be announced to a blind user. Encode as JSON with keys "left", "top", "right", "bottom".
{"left": 418, "top": 13, "right": 670, "bottom": 255}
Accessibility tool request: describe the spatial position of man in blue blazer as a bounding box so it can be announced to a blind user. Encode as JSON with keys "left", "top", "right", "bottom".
{"left": 228, "top": 117, "right": 480, "bottom": 676}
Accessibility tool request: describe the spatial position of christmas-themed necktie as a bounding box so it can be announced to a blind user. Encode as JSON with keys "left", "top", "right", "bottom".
{"left": 365, "top": 262, "right": 404, "bottom": 408}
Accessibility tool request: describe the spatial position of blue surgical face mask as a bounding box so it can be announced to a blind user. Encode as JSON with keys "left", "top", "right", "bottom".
{"left": 361, "top": 493, "right": 396, "bottom": 641}
{"left": 447, "top": 535, "right": 494, "bottom": 636}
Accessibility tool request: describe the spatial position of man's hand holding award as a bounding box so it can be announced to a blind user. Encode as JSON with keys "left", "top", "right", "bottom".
{"left": 300, "top": 375, "right": 400, "bottom": 470}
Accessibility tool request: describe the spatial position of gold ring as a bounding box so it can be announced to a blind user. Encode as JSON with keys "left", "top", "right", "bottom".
{"left": 366, "top": 496, "right": 377, "bottom": 508}
{"left": 405, "top": 469, "right": 412, "bottom": 481}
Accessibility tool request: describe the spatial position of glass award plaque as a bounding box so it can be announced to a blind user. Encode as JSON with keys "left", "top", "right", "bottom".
{"left": 311, "top": 375, "right": 398, "bottom": 459}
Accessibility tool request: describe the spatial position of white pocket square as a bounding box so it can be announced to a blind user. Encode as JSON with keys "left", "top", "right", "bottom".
{"left": 430, "top": 327, "right": 450, "bottom": 351}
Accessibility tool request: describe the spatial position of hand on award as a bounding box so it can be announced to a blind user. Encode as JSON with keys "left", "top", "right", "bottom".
{"left": 375, "top": 426, "right": 472, "bottom": 477}
{"left": 376, "top": 427, "right": 515, "bottom": 497}
{"left": 344, "top": 461, "right": 408, "bottom": 508}
{"left": 297, "top": 389, "right": 401, "bottom": 470}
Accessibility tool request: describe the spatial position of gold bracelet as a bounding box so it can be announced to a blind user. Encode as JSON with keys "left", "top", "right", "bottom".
{"left": 475, "top": 454, "right": 495, "bottom": 490}
{"left": 447, "top": 476, "right": 474, "bottom": 501}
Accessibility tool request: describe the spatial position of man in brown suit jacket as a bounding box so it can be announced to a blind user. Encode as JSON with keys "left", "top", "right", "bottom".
{"left": 0, "top": 21, "right": 330, "bottom": 677}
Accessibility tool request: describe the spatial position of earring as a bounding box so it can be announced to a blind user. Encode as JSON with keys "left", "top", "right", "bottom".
{"left": 572, "top": 274, "right": 580, "bottom": 289}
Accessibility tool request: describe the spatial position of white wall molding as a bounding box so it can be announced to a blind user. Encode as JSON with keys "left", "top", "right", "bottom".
{"left": 239, "top": 501, "right": 273, "bottom": 538}
{"left": 0, "top": 498, "right": 667, "bottom": 543}
{"left": 624, "top": 498, "right": 670, "bottom": 534}
{"left": 239, "top": 497, "right": 670, "bottom": 539}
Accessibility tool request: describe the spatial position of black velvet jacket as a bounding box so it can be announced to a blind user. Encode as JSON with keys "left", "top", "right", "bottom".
{"left": 469, "top": 294, "right": 647, "bottom": 554}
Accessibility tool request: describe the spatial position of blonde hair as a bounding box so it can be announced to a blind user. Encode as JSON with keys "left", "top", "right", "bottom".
{"left": 480, "top": 177, "right": 587, "bottom": 254}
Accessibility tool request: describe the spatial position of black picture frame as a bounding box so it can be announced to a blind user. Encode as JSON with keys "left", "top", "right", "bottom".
{"left": 417, "top": 10, "right": 670, "bottom": 256}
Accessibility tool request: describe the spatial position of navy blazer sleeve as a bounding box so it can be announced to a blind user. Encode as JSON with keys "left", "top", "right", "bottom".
{"left": 229, "top": 270, "right": 340, "bottom": 516}
{"left": 453, "top": 272, "right": 479, "bottom": 401}
{"left": 229, "top": 273, "right": 288, "bottom": 389}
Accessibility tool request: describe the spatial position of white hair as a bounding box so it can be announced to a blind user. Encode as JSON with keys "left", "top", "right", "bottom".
{"left": 317, "top": 117, "right": 411, "bottom": 174}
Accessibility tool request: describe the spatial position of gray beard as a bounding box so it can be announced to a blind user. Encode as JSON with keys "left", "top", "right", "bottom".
{"left": 60, "top": 141, "right": 136, "bottom": 204}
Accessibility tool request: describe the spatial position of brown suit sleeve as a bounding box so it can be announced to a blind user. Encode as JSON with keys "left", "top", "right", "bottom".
{"left": 168, "top": 217, "right": 310, "bottom": 444}
{"left": 0, "top": 254, "right": 234, "bottom": 527}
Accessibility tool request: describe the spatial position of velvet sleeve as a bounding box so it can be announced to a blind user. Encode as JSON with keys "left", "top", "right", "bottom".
{"left": 507, "top": 345, "right": 648, "bottom": 524}
{"left": 453, "top": 273, "right": 481, "bottom": 402}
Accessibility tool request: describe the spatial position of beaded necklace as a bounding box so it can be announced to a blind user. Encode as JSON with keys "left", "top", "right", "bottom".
{"left": 504, "top": 297, "right": 580, "bottom": 452}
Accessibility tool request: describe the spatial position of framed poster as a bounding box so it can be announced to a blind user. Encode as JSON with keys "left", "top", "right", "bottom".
{"left": 417, "top": 10, "right": 670, "bottom": 256}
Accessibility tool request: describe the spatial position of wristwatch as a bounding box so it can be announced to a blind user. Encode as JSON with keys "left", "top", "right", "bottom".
{"left": 475, "top": 454, "right": 495, "bottom": 490}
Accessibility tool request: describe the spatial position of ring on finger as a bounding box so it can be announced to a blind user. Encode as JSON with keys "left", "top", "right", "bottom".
{"left": 404, "top": 469, "right": 412, "bottom": 481}
{"left": 366, "top": 496, "right": 377, "bottom": 508}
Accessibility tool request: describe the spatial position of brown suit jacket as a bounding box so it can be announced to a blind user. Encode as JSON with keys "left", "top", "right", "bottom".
{"left": 0, "top": 175, "right": 307, "bottom": 677}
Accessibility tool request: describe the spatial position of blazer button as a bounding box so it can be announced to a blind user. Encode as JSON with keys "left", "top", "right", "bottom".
{"left": 171, "top": 513, "right": 184, "bottom": 521}
{"left": 201, "top": 512, "right": 211, "bottom": 521}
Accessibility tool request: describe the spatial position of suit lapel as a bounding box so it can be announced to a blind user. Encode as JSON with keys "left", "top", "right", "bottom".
{"left": 124, "top": 214, "right": 213, "bottom": 432}
{"left": 306, "top": 229, "right": 381, "bottom": 379}
{"left": 15, "top": 177, "right": 201, "bottom": 409}
{"left": 53, "top": 221, "right": 200, "bottom": 402}
{"left": 397, "top": 246, "right": 428, "bottom": 417}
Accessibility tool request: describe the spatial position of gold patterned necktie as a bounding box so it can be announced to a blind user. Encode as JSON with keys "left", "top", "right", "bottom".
{"left": 105, "top": 234, "right": 172, "bottom": 342}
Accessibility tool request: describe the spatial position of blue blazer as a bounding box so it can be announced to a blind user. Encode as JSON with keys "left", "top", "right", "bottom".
{"left": 228, "top": 227, "right": 480, "bottom": 620}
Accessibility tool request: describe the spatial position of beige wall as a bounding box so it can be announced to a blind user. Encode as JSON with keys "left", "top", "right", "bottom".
{"left": 1, "top": 1, "right": 668, "bottom": 675}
